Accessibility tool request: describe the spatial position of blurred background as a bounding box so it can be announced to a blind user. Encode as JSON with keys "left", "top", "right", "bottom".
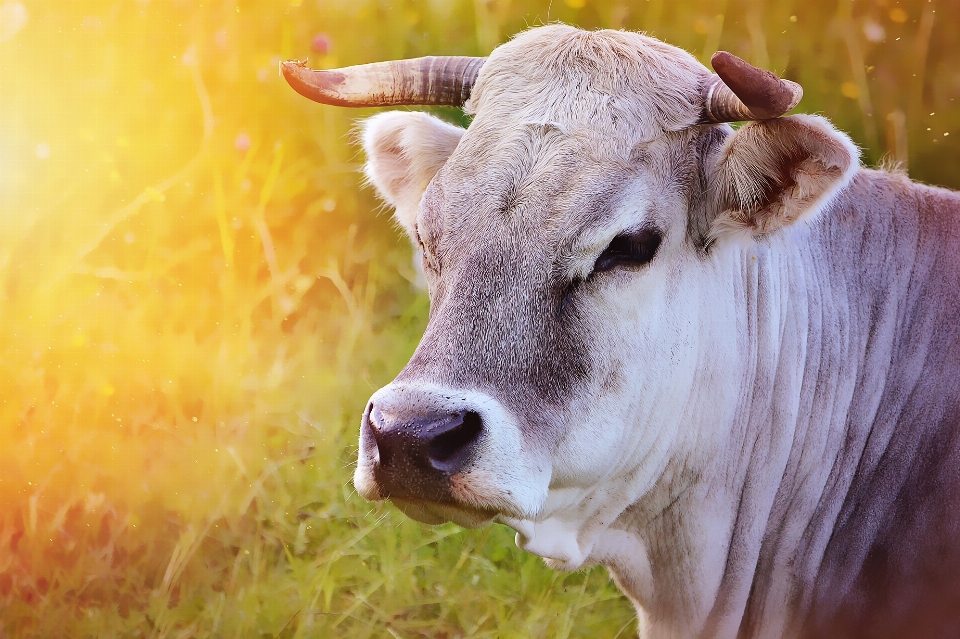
{"left": 0, "top": 0, "right": 957, "bottom": 636}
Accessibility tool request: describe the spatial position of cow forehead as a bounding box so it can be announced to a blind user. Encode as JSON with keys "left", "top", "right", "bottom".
{"left": 419, "top": 26, "right": 714, "bottom": 256}
{"left": 467, "top": 25, "right": 708, "bottom": 143}
{"left": 422, "top": 131, "right": 636, "bottom": 266}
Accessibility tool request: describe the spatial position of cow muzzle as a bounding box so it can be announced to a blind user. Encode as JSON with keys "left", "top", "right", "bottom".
{"left": 362, "top": 404, "right": 483, "bottom": 502}
{"left": 354, "top": 383, "right": 550, "bottom": 526}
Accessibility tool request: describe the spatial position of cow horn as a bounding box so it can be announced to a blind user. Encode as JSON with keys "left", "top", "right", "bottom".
{"left": 280, "top": 56, "right": 486, "bottom": 107}
{"left": 700, "top": 51, "right": 803, "bottom": 123}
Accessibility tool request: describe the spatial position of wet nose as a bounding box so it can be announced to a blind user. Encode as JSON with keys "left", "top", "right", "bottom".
{"left": 362, "top": 403, "right": 483, "bottom": 501}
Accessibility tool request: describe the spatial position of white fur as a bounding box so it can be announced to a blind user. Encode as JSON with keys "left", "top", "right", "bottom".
{"left": 361, "top": 111, "right": 465, "bottom": 238}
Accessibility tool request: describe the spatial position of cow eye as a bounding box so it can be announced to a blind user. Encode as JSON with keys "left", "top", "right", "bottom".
{"left": 592, "top": 228, "right": 662, "bottom": 274}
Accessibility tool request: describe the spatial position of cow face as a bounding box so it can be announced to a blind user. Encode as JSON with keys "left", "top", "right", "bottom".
{"left": 353, "top": 26, "right": 858, "bottom": 567}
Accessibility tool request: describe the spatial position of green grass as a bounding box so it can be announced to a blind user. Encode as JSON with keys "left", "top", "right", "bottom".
{"left": 1, "top": 0, "right": 958, "bottom": 636}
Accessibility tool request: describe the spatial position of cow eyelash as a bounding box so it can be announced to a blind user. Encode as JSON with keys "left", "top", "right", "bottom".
{"left": 591, "top": 228, "right": 663, "bottom": 275}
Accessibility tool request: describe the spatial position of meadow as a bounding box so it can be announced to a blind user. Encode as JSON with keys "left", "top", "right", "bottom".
{"left": 1, "top": 0, "right": 958, "bottom": 636}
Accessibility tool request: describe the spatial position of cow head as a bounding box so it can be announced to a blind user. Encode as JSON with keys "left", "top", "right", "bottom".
{"left": 283, "top": 25, "right": 858, "bottom": 569}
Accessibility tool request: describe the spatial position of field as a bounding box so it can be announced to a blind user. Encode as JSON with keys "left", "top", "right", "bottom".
{"left": 1, "top": 0, "right": 958, "bottom": 637}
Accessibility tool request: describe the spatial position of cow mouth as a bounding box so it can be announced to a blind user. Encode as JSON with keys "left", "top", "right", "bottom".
{"left": 355, "top": 458, "right": 505, "bottom": 527}
{"left": 390, "top": 497, "right": 498, "bottom": 529}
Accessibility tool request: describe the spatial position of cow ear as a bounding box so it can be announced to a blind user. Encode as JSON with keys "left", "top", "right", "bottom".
{"left": 361, "top": 111, "right": 465, "bottom": 240}
{"left": 707, "top": 114, "right": 859, "bottom": 245}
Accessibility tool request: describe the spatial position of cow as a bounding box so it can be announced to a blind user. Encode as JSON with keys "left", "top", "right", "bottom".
{"left": 282, "top": 25, "right": 960, "bottom": 639}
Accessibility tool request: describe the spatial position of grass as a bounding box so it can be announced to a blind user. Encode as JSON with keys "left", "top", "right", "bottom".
{"left": 0, "top": 0, "right": 957, "bottom": 636}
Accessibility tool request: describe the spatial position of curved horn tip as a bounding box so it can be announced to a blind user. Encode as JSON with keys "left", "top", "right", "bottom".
{"left": 709, "top": 51, "right": 803, "bottom": 119}
{"left": 710, "top": 51, "right": 737, "bottom": 69}
{"left": 280, "top": 59, "right": 352, "bottom": 106}
{"left": 280, "top": 58, "right": 306, "bottom": 73}
{"left": 280, "top": 59, "right": 305, "bottom": 83}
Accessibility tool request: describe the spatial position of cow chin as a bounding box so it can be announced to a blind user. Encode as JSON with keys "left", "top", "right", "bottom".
{"left": 391, "top": 498, "right": 497, "bottom": 529}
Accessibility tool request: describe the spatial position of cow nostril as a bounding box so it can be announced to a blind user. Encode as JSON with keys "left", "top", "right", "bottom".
{"left": 429, "top": 411, "right": 482, "bottom": 468}
{"left": 365, "top": 407, "right": 388, "bottom": 466}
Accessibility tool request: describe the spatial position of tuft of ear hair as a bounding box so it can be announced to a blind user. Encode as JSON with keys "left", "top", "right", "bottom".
{"left": 361, "top": 111, "right": 465, "bottom": 240}
{"left": 708, "top": 114, "right": 860, "bottom": 245}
